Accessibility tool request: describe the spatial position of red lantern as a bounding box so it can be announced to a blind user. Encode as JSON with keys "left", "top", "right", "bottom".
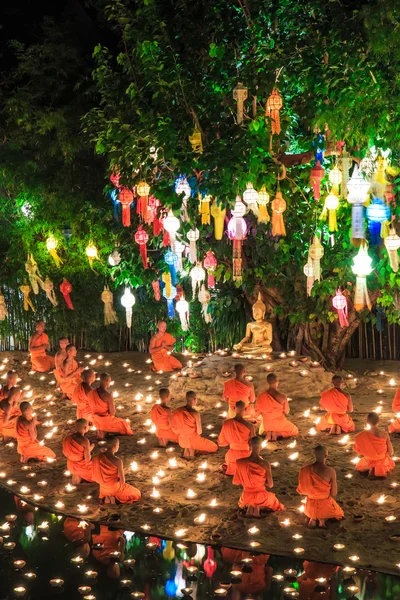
{"left": 310, "top": 161, "right": 325, "bottom": 201}
{"left": 148, "top": 196, "right": 163, "bottom": 235}
{"left": 203, "top": 250, "right": 218, "bottom": 288}
{"left": 332, "top": 289, "right": 348, "bottom": 327}
{"left": 136, "top": 181, "right": 150, "bottom": 222}
{"left": 134, "top": 225, "right": 149, "bottom": 268}
{"left": 119, "top": 188, "right": 133, "bottom": 227}
{"left": 110, "top": 171, "right": 120, "bottom": 188}
{"left": 152, "top": 280, "right": 160, "bottom": 301}
{"left": 266, "top": 88, "right": 283, "bottom": 135}
{"left": 60, "top": 279, "right": 74, "bottom": 310}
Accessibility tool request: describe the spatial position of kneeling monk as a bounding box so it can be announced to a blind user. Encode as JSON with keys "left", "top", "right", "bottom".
{"left": 218, "top": 400, "right": 254, "bottom": 475}
{"left": 297, "top": 445, "right": 344, "bottom": 528}
{"left": 88, "top": 373, "right": 133, "bottom": 438}
{"left": 0, "top": 370, "right": 19, "bottom": 400}
{"left": 16, "top": 402, "right": 56, "bottom": 463}
{"left": 149, "top": 321, "right": 182, "bottom": 372}
{"left": 59, "top": 344, "right": 83, "bottom": 399}
{"left": 388, "top": 388, "right": 400, "bottom": 434}
{"left": 92, "top": 437, "right": 140, "bottom": 504}
{"left": 150, "top": 388, "right": 179, "bottom": 446}
{"left": 54, "top": 337, "right": 69, "bottom": 388}
{"left": 256, "top": 373, "right": 298, "bottom": 440}
{"left": 223, "top": 364, "right": 255, "bottom": 419}
{"left": 29, "top": 320, "right": 55, "bottom": 372}
{"left": 72, "top": 369, "right": 95, "bottom": 422}
{"left": 233, "top": 436, "right": 284, "bottom": 516}
{"left": 317, "top": 375, "right": 354, "bottom": 434}
{"left": 354, "top": 412, "right": 395, "bottom": 478}
{"left": 172, "top": 391, "right": 218, "bottom": 458}
{"left": 62, "top": 419, "right": 94, "bottom": 484}
{"left": 0, "top": 385, "right": 23, "bottom": 439}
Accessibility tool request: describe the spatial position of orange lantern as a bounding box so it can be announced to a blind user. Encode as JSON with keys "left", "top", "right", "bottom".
{"left": 137, "top": 181, "right": 150, "bottom": 221}
{"left": 266, "top": 88, "right": 283, "bottom": 135}
{"left": 271, "top": 191, "right": 287, "bottom": 236}
{"left": 134, "top": 226, "right": 149, "bottom": 269}
{"left": 310, "top": 161, "right": 324, "bottom": 201}
{"left": 118, "top": 188, "right": 133, "bottom": 227}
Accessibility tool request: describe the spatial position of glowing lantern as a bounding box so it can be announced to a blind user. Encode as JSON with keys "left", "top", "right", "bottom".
{"left": 136, "top": 181, "right": 150, "bottom": 221}
{"left": 134, "top": 226, "right": 149, "bottom": 268}
{"left": 110, "top": 171, "right": 120, "bottom": 188}
{"left": 60, "top": 279, "right": 74, "bottom": 310}
{"left": 309, "top": 235, "right": 324, "bottom": 281}
{"left": 347, "top": 165, "right": 370, "bottom": 240}
{"left": 366, "top": 198, "right": 390, "bottom": 245}
{"left": 310, "top": 161, "right": 324, "bottom": 201}
{"left": 303, "top": 256, "right": 314, "bottom": 296}
{"left": 328, "top": 165, "right": 343, "bottom": 196}
{"left": 148, "top": 196, "right": 162, "bottom": 232}
{"left": 351, "top": 243, "right": 373, "bottom": 311}
{"left": 199, "top": 194, "right": 212, "bottom": 225}
{"left": 46, "top": 235, "right": 62, "bottom": 268}
{"left": 190, "top": 265, "right": 205, "bottom": 298}
{"left": 210, "top": 200, "right": 226, "bottom": 240}
{"left": 162, "top": 283, "right": 177, "bottom": 319}
{"left": 152, "top": 280, "right": 161, "bottom": 301}
{"left": 162, "top": 210, "right": 180, "bottom": 250}
{"left": 198, "top": 284, "right": 212, "bottom": 324}
{"left": 121, "top": 288, "right": 135, "bottom": 328}
{"left": 175, "top": 176, "right": 191, "bottom": 222}
{"left": 384, "top": 228, "right": 400, "bottom": 272}
{"left": 20, "top": 282, "right": 35, "bottom": 312}
{"left": 162, "top": 271, "right": 172, "bottom": 298}
{"left": 324, "top": 192, "right": 339, "bottom": 232}
{"left": 86, "top": 242, "right": 100, "bottom": 270}
{"left": 332, "top": 289, "right": 349, "bottom": 327}
{"left": 42, "top": 277, "right": 58, "bottom": 307}
{"left": 189, "top": 128, "right": 203, "bottom": 153}
{"left": 187, "top": 228, "right": 199, "bottom": 264}
{"left": 204, "top": 251, "right": 217, "bottom": 287}
{"left": 271, "top": 191, "right": 287, "bottom": 236}
{"left": 101, "top": 286, "right": 118, "bottom": 325}
{"left": 164, "top": 250, "right": 178, "bottom": 284}
{"left": 338, "top": 149, "right": 352, "bottom": 199}
{"left": 233, "top": 82, "right": 248, "bottom": 125}
{"left": 118, "top": 188, "right": 133, "bottom": 227}
{"left": 266, "top": 88, "right": 283, "bottom": 135}
{"left": 228, "top": 197, "right": 248, "bottom": 282}
{"left": 25, "top": 254, "right": 43, "bottom": 295}
{"left": 176, "top": 296, "right": 190, "bottom": 331}
{"left": 257, "top": 186, "right": 270, "bottom": 223}
{"left": 243, "top": 183, "right": 259, "bottom": 213}
{"left": 174, "top": 240, "right": 185, "bottom": 273}
{"left": 108, "top": 248, "right": 121, "bottom": 267}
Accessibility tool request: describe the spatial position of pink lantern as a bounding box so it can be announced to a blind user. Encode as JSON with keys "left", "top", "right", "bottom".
{"left": 118, "top": 188, "right": 133, "bottom": 227}
{"left": 310, "top": 161, "right": 324, "bottom": 201}
{"left": 203, "top": 251, "right": 218, "bottom": 287}
{"left": 110, "top": 170, "right": 120, "bottom": 188}
{"left": 332, "top": 289, "right": 348, "bottom": 327}
{"left": 227, "top": 216, "right": 248, "bottom": 282}
{"left": 134, "top": 225, "right": 149, "bottom": 268}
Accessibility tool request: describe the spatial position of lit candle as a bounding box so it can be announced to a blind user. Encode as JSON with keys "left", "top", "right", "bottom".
{"left": 209, "top": 498, "right": 218, "bottom": 507}
{"left": 13, "top": 587, "right": 26, "bottom": 597}
{"left": 333, "top": 543, "right": 345, "bottom": 550}
{"left": 84, "top": 570, "right": 98, "bottom": 579}
{"left": 13, "top": 560, "right": 26, "bottom": 570}
{"left": 386, "top": 515, "right": 396, "bottom": 522}
{"left": 248, "top": 526, "right": 259, "bottom": 534}
{"left": 78, "top": 586, "right": 92, "bottom": 595}
{"left": 24, "top": 572, "right": 36, "bottom": 580}
{"left": 349, "top": 555, "right": 360, "bottom": 562}
{"left": 50, "top": 579, "right": 64, "bottom": 588}
{"left": 293, "top": 547, "right": 304, "bottom": 554}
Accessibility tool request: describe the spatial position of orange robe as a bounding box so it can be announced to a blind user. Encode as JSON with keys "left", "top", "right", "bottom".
{"left": 150, "top": 333, "right": 182, "bottom": 372}
{"left": 88, "top": 389, "right": 133, "bottom": 435}
{"left": 0, "top": 403, "right": 21, "bottom": 438}
{"left": 15, "top": 417, "right": 56, "bottom": 461}
{"left": 72, "top": 383, "right": 93, "bottom": 421}
{"left": 218, "top": 418, "right": 251, "bottom": 475}
{"left": 223, "top": 379, "right": 255, "bottom": 418}
{"left": 92, "top": 453, "right": 140, "bottom": 503}
{"left": 150, "top": 404, "right": 179, "bottom": 443}
{"left": 298, "top": 561, "right": 338, "bottom": 600}
{"left": 388, "top": 389, "right": 400, "bottom": 433}
{"left": 221, "top": 548, "right": 270, "bottom": 595}
{"left": 63, "top": 517, "right": 91, "bottom": 544}
{"left": 256, "top": 391, "right": 298, "bottom": 438}
{"left": 171, "top": 407, "right": 218, "bottom": 453}
{"left": 92, "top": 525, "right": 123, "bottom": 564}
{"left": 59, "top": 360, "right": 82, "bottom": 399}
{"left": 29, "top": 333, "right": 55, "bottom": 372}
{"left": 62, "top": 434, "right": 93, "bottom": 482}
{"left": 354, "top": 430, "right": 395, "bottom": 477}
{"left": 233, "top": 458, "right": 284, "bottom": 511}
{"left": 317, "top": 388, "right": 354, "bottom": 433}
{"left": 297, "top": 464, "right": 344, "bottom": 521}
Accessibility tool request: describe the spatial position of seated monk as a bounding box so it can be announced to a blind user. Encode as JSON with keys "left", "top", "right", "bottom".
{"left": 297, "top": 445, "right": 344, "bottom": 529}
{"left": 149, "top": 321, "right": 182, "bottom": 372}
{"left": 171, "top": 391, "right": 218, "bottom": 458}
{"left": 62, "top": 418, "right": 94, "bottom": 484}
{"left": 388, "top": 388, "right": 400, "bottom": 434}
{"left": 88, "top": 373, "right": 133, "bottom": 438}
{"left": 92, "top": 436, "right": 140, "bottom": 504}
{"left": 72, "top": 369, "right": 95, "bottom": 422}
{"left": 354, "top": 412, "right": 395, "bottom": 478}
{"left": 223, "top": 364, "right": 256, "bottom": 419}
{"left": 54, "top": 336, "right": 70, "bottom": 389}
{"left": 233, "top": 436, "right": 284, "bottom": 516}
{"left": 218, "top": 400, "right": 254, "bottom": 475}
{"left": 150, "top": 388, "right": 179, "bottom": 447}
{"left": 29, "top": 320, "right": 55, "bottom": 372}
{"left": 0, "top": 384, "right": 23, "bottom": 440}
{"left": 256, "top": 373, "right": 299, "bottom": 440}
{"left": 317, "top": 375, "right": 354, "bottom": 435}
{"left": 92, "top": 525, "right": 126, "bottom": 579}
{"left": 15, "top": 402, "right": 56, "bottom": 463}
{"left": 59, "top": 344, "right": 83, "bottom": 399}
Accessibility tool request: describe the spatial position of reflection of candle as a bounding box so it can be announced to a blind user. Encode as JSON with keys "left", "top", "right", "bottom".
{"left": 13, "top": 587, "right": 26, "bottom": 597}
{"left": 50, "top": 579, "right": 64, "bottom": 587}
{"left": 293, "top": 547, "right": 304, "bottom": 554}
{"left": 13, "top": 560, "right": 26, "bottom": 570}
{"left": 24, "top": 573, "right": 36, "bottom": 580}
{"left": 214, "top": 589, "right": 228, "bottom": 596}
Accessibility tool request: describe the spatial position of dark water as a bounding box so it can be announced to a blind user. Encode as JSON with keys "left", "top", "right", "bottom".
{"left": 0, "top": 489, "right": 399, "bottom": 600}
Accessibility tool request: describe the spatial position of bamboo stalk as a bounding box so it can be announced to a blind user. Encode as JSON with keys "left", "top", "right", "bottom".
{"left": 389, "top": 323, "right": 392, "bottom": 360}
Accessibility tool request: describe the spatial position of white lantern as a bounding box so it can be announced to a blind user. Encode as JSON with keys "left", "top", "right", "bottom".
{"left": 325, "top": 193, "right": 339, "bottom": 211}
{"left": 121, "top": 288, "right": 136, "bottom": 328}
{"left": 232, "top": 196, "right": 246, "bottom": 218}
{"left": 385, "top": 228, "right": 400, "bottom": 272}
{"left": 174, "top": 240, "right": 186, "bottom": 272}
{"left": 347, "top": 165, "right": 370, "bottom": 204}
{"left": 243, "top": 183, "right": 259, "bottom": 212}
{"left": 303, "top": 257, "right": 315, "bottom": 296}
{"left": 187, "top": 229, "right": 200, "bottom": 264}
{"left": 351, "top": 244, "right": 373, "bottom": 312}
{"left": 108, "top": 249, "right": 121, "bottom": 267}
{"left": 190, "top": 265, "right": 205, "bottom": 297}
{"left": 162, "top": 210, "right": 180, "bottom": 250}
{"left": 198, "top": 283, "right": 212, "bottom": 323}
{"left": 176, "top": 297, "right": 190, "bottom": 331}
{"left": 328, "top": 166, "right": 342, "bottom": 186}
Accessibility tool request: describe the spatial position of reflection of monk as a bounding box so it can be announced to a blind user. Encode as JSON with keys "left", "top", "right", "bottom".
{"left": 256, "top": 373, "right": 298, "bottom": 440}
{"left": 60, "top": 345, "right": 83, "bottom": 399}
{"left": 88, "top": 373, "right": 133, "bottom": 438}
{"left": 62, "top": 419, "right": 94, "bottom": 484}
{"left": 150, "top": 388, "right": 179, "bottom": 446}
{"left": 0, "top": 379, "right": 22, "bottom": 439}
{"left": 297, "top": 445, "right": 344, "bottom": 529}
{"left": 14, "top": 496, "right": 34, "bottom": 525}
{"left": 234, "top": 293, "right": 272, "bottom": 354}
{"left": 221, "top": 547, "right": 271, "bottom": 595}
{"left": 29, "top": 320, "right": 55, "bottom": 372}
{"left": 354, "top": 412, "right": 395, "bottom": 477}
{"left": 233, "top": 436, "right": 284, "bottom": 516}
{"left": 218, "top": 401, "right": 253, "bottom": 475}
{"left": 149, "top": 321, "right": 182, "bottom": 372}
{"left": 92, "top": 437, "right": 140, "bottom": 504}
{"left": 54, "top": 337, "right": 69, "bottom": 388}
{"left": 171, "top": 391, "right": 218, "bottom": 458}
{"left": 63, "top": 517, "right": 93, "bottom": 559}
{"left": 317, "top": 375, "right": 354, "bottom": 434}
{"left": 298, "top": 561, "right": 338, "bottom": 600}
{"left": 72, "top": 369, "right": 95, "bottom": 422}
{"left": 16, "top": 402, "right": 56, "bottom": 463}
{"left": 92, "top": 525, "right": 125, "bottom": 578}
{"left": 223, "top": 364, "right": 255, "bottom": 419}
{"left": 388, "top": 389, "right": 400, "bottom": 433}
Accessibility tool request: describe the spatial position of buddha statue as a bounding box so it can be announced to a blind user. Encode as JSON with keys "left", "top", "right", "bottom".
{"left": 234, "top": 293, "right": 273, "bottom": 354}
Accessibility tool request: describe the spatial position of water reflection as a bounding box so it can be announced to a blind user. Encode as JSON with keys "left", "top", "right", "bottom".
{"left": 0, "top": 489, "right": 397, "bottom": 599}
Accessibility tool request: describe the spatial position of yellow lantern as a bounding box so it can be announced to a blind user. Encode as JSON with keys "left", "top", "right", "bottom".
{"left": 210, "top": 200, "right": 226, "bottom": 240}
{"left": 85, "top": 241, "right": 100, "bottom": 270}
{"left": 189, "top": 128, "right": 203, "bottom": 153}
{"left": 199, "top": 194, "right": 212, "bottom": 225}
{"left": 46, "top": 235, "right": 63, "bottom": 268}
{"left": 137, "top": 181, "right": 150, "bottom": 221}
{"left": 325, "top": 193, "right": 339, "bottom": 232}
{"left": 328, "top": 165, "right": 343, "bottom": 196}
{"left": 257, "top": 186, "right": 270, "bottom": 223}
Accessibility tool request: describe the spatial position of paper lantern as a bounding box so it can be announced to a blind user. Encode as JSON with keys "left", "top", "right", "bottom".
{"left": 310, "top": 161, "right": 324, "bottom": 201}
{"left": 46, "top": 235, "right": 63, "bottom": 268}
{"left": 62, "top": 224, "right": 72, "bottom": 246}
{"left": 174, "top": 240, "right": 185, "bottom": 273}
{"left": 257, "top": 186, "right": 270, "bottom": 223}
{"left": 136, "top": 181, "right": 150, "bottom": 221}
{"left": 271, "top": 192, "right": 287, "bottom": 236}
{"left": 200, "top": 194, "right": 212, "bottom": 225}
{"left": 384, "top": 227, "right": 400, "bottom": 272}
{"left": 187, "top": 228, "right": 199, "bottom": 264}
{"left": 0, "top": 291, "right": 8, "bottom": 320}
{"left": 232, "top": 196, "right": 246, "bottom": 219}
{"left": 101, "top": 285, "right": 118, "bottom": 325}
{"left": 190, "top": 264, "right": 205, "bottom": 298}
{"left": 266, "top": 88, "right": 283, "bottom": 135}
{"left": 338, "top": 149, "right": 352, "bottom": 199}
{"left": 366, "top": 198, "right": 390, "bottom": 245}
{"left": 110, "top": 171, "right": 120, "bottom": 188}
{"left": 20, "top": 282, "right": 35, "bottom": 312}
{"left": 108, "top": 248, "right": 121, "bottom": 267}
{"left": 233, "top": 82, "right": 248, "bottom": 125}
{"left": 118, "top": 188, "right": 133, "bottom": 227}
{"left": 25, "top": 254, "right": 43, "bottom": 295}
{"left": 243, "top": 183, "right": 259, "bottom": 213}
{"left": 162, "top": 282, "right": 177, "bottom": 319}
{"left": 134, "top": 226, "right": 149, "bottom": 269}
{"left": 188, "top": 128, "right": 203, "bottom": 153}
{"left": 203, "top": 251, "right": 217, "bottom": 287}
{"left": 324, "top": 193, "right": 339, "bottom": 232}
{"left": 303, "top": 256, "right": 314, "bottom": 296}
{"left": 152, "top": 280, "right": 161, "bottom": 301}
{"left": 176, "top": 297, "right": 190, "bottom": 331}
{"left": 210, "top": 200, "right": 226, "bottom": 240}
{"left": 332, "top": 289, "right": 349, "bottom": 327}
{"left": 309, "top": 235, "right": 324, "bottom": 281}
{"left": 328, "top": 165, "right": 343, "bottom": 196}
{"left": 227, "top": 215, "right": 247, "bottom": 282}
{"left": 42, "top": 277, "right": 58, "bottom": 307}
{"left": 347, "top": 165, "right": 370, "bottom": 239}
{"left": 198, "top": 284, "right": 212, "bottom": 324}
{"left": 351, "top": 243, "right": 373, "bottom": 311}
{"left": 162, "top": 210, "right": 180, "bottom": 250}
{"left": 164, "top": 250, "right": 178, "bottom": 284}
{"left": 148, "top": 196, "right": 162, "bottom": 230}
{"left": 60, "top": 279, "right": 74, "bottom": 309}
{"left": 175, "top": 176, "right": 191, "bottom": 199}
{"left": 121, "top": 288, "right": 135, "bottom": 328}
{"left": 86, "top": 242, "right": 100, "bottom": 270}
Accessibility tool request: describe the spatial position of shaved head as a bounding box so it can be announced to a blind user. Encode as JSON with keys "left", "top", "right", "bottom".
{"left": 367, "top": 412, "right": 380, "bottom": 426}
{"left": 332, "top": 375, "right": 343, "bottom": 386}
{"left": 314, "top": 445, "right": 327, "bottom": 461}
{"left": 234, "top": 364, "right": 245, "bottom": 377}
{"left": 82, "top": 368, "right": 94, "bottom": 382}
{"left": 267, "top": 373, "right": 278, "bottom": 385}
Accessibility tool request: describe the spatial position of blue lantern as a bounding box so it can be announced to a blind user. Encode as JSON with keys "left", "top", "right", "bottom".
{"left": 110, "top": 189, "right": 121, "bottom": 221}
{"left": 164, "top": 251, "right": 178, "bottom": 285}
{"left": 366, "top": 198, "right": 390, "bottom": 245}
{"left": 162, "top": 285, "right": 177, "bottom": 319}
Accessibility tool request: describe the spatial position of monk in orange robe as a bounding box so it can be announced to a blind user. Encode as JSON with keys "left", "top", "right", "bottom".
{"left": 256, "top": 373, "right": 298, "bottom": 440}
{"left": 54, "top": 336, "right": 69, "bottom": 388}
{"left": 29, "top": 320, "right": 55, "bottom": 372}
{"left": 171, "top": 391, "right": 218, "bottom": 458}
{"left": 0, "top": 384, "right": 23, "bottom": 439}
{"left": 92, "top": 437, "right": 140, "bottom": 504}
{"left": 72, "top": 369, "right": 95, "bottom": 422}
{"left": 59, "top": 344, "right": 83, "bottom": 399}
{"left": 354, "top": 412, "right": 395, "bottom": 477}
{"left": 92, "top": 525, "right": 126, "bottom": 578}
{"left": 15, "top": 401, "right": 56, "bottom": 463}
{"left": 63, "top": 517, "right": 93, "bottom": 559}
{"left": 88, "top": 373, "right": 133, "bottom": 438}
{"left": 218, "top": 400, "right": 253, "bottom": 475}
{"left": 150, "top": 388, "right": 179, "bottom": 446}
{"left": 317, "top": 375, "right": 354, "bottom": 434}
{"left": 298, "top": 561, "right": 338, "bottom": 600}
{"left": 149, "top": 321, "right": 182, "bottom": 372}
{"left": 0, "top": 370, "right": 19, "bottom": 400}
{"left": 62, "top": 418, "right": 94, "bottom": 484}
{"left": 233, "top": 436, "right": 284, "bottom": 516}
{"left": 297, "top": 445, "right": 344, "bottom": 528}
{"left": 388, "top": 388, "right": 400, "bottom": 433}
{"left": 223, "top": 363, "right": 255, "bottom": 419}
{"left": 221, "top": 548, "right": 272, "bottom": 595}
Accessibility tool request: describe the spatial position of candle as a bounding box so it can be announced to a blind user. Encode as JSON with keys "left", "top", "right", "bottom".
{"left": 289, "top": 452, "right": 299, "bottom": 461}
{"left": 182, "top": 588, "right": 193, "bottom": 596}
{"left": 84, "top": 570, "right": 98, "bottom": 579}
{"left": 299, "top": 370, "right": 309, "bottom": 377}
{"left": 281, "top": 519, "right": 291, "bottom": 527}
{"left": 71, "top": 555, "right": 84, "bottom": 564}
{"left": 347, "top": 586, "right": 359, "bottom": 593}
{"left": 386, "top": 515, "right": 396, "bottom": 522}
{"left": 214, "top": 589, "right": 228, "bottom": 596}
{"left": 390, "top": 378, "right": 396, "bottom": 386}
{"left": 13, "top": 587, "right": 26, "bottom": 597}
{"left": 292, "top": 533, "right": 302, "bottom": 540}
{"left": 186, "top": 489, "right": 197, "bottom": 498}
{"left": 349, "top": 555, "right": 360, "bottom": 562}
{"left": 273, "top": 574, "right": 284, "bottom": 581}
{"left": 13, "top": 560, "right": 26, "bottom": 570}
{"left": 120, "top": 579, "right": 132, "bottom": 588}
{"left": 131, "top": 594, "right": 145, "bottom": 599}
{"left": 78, "top": 586, "right": 92, "bottom": 595}
{"left": 153, "top": 507, "right": 163, "bottom": 513}
{"left": 249, "top": 541, "right": 260, "bottom": 548}
{"left": 175, "top": 528, "right": 187, "bottom": 538}
{"left": 293, "top": 547, "right": 304, "bottom": 554}
{"left": 308, "top": 428, "right": 317, "bottom": 435}
{"left": 248, "top": 526, "right": 259, "bottom": 534}
{"left": 209, "top": 498, "right": 218, "bottom": 507}
{"left": 194, "top": 513, "right": 207, "bottom": 524}
{"left": 377, "top": 494, "right": 386, "bottom": 504}
{"left": 24, "top": 572, "right": 36, "bottom": 580}
{"left": 333, "top": 543, "right": 345, "bottom": 550}
{"left": 4, "top": 542, "right": 16, "bottom": 550}
{"left": 186, "top": 566, "right": 198, "bottom": 574}
{"left": 50, "top": 579, "right": 64, "bottom": 587}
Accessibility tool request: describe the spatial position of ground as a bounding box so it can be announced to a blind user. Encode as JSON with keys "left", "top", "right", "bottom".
{"left": 1, "top": 350, "right": 400, "bottom": 575}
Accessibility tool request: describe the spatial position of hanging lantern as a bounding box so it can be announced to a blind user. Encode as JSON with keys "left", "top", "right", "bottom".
{"left": 108, "top": 247, "right": 121, "bottom": 267}
{"left": 373, "top": 156, "right": 388, "bottom": 199}
{"left": 162, "top": 282, "right": 177, "bottom": 319}
{"left": 384, "top": 227, "right": 400, "bottom": 272}
{"left": 366, "top": 198, "right": 390, "bottom": 245}
{"left": 310, "top": 161, "right": 325, "bottom": 201}
{"left": 328, "top": 165, "right": 343, "bottom": 196}
{"left": 199, "top": 194, "right": 212, "bottom": 225}
{"left": 188, "top": 128, "right": 203, "bottom": 154}
{"left": 42, "top": 277, "right": 58, "bottom": 306}
{"left": 176, "top": 296, "right": 190, "bottom": 331}
{"left": 203, "top": 251, "right": 217, "bottom": 287}
{"left": 121, "top": 287, "right": 136, "bottom": 328}
{"left": 174, "top": 240, "right": 186, "bottom": 273}
{"left": 164, "top": 250, "right": 178, "bottom": 284}
{"left": 303, "top": 256, "right": 314, "bottom": 296}
{"left": 110, "top": 171, "right": 120, "bottom": 188}
{"left": 332, "top": 289, "right": 349, "bottom": 327}
{"left": 0, "top": 291, "right": 8, "bottom": 320}
{"left": 101, "top": 286, "right": 118, "bottom": 325}
{"left": 110, "top": 189, "right": 121, "bottom": 221}
{"left": 162, "top": 210, "right": 180, "bottom": 250}
{"left": 271, "top": 191, "right": 287, "bottom": 236}
{"left": 198, "top": 284, "right": 212, "bottom": 324}
{"left": 148, "top": 196, "right": 162, "bottom": 231}
{"left": 243, "top": 183, "right": 259, "bottom": 213}
{"left": 152, "top": 280, "right": 161, "bottom": 301}
{"left": 162, "top": 271, "right": 172, "bottom": 298}
{"left": 266, "top": 88, "right": 283, "bottom": 135}
{"left": 20, "top": 282, "right": 35, "bottom": 312}
{"left": 210, "top": 200, "right": 226, "bottom": 240}
{"left": 118, "top": 188, "right": 133, "bottom": 227}
{"left": 187, "top": 228, "right": 199, "bottom": 264}
{"left": 175, "top": 176, "right": 191, "bottom": 223}
{"left": 227, "top": 214, "right": 247, "bottom": 283}
{"left": 60, "top": 279, "right": 74, "bottom": 310}
{"left": 190, "top": 264, "right": 206, "bottom": 298}
{"left": 136, "top": 181, "right": 150, "bottom": 221}
{"left": 134, "top": 226, "right": 149, "bottom": 269}
{"left": 25, "top": 254, "right": 44, "bottom": 295}
{"left": 257, "top": 186, "right": 270, "bottom": 223}
{"left": 86, "top": 242, "right": 100, "bottom": 270}
{"left": 62, "top": 224, "right": 73, "bottom": 247}
{"left": 46, "top": 235, "right": 63, "bottom": 268}
{"left": 325, "top": 193, "right": 339, "bottom": 232}
{"left": 233, "top": 82, "right": 248, "bottom": 125}
{"left": 351, "top": 243, "right": 373, "bottom": 312}
{"left": 309, "top": 235, "right": 324, "bottom": 281}
{"left": 347, "top": 165, "right": 370, "bottom": 240}
{"left": 338, "top": 149, "right": 352, "bottom": 199}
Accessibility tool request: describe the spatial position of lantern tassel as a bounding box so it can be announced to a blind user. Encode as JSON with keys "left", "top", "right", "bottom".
{"left": 232, "top": 240, "right": 243, "bottom": 282}
{"left": 189, "top": 240, "right": 197, "bottom": 264}
{"left": 121, "top": 203, "right": 131, "bottom": 227}
{"left": 272, "top": 211, "right": 286, "bottom": 236}
{"left": 328, "top": 209, "right": 338, "bottom": 232}
{"left": 389, "top": 250, "right": 399, "bottom": 272}
{"left": 351, "top": 204, "right": 365, "bottom": 240}
{"left": 354, "top": 276, "right": 371, "bottom": 312}
{"left": 48, "top": 249, "right": 63, "bottom": 269}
